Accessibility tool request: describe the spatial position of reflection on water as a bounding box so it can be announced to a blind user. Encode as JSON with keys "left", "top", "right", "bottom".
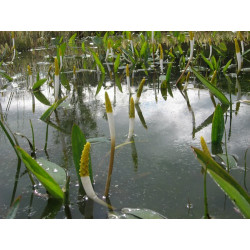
{"left": 0, "top": 48, "right": 250, "bottom": 219}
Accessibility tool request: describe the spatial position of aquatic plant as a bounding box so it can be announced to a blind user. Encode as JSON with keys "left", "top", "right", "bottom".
{"left": 135, "top": 78, "right": 146, "bottom": 104}
{"left": 208, "top": 38, "right": 212, "bottom": 60}
{"left": 126, "top": 64, "right": 131, "bottom": 93}
{"left": 73, "top": 65, "right": 76, "bottom": 79}
{"left": 234, "top": 38, "right": 242, "bottom": 74}
{"left": 183, "top": 71, "right": 190, "bottom": 91}
{"left": 159, "top": 44, "right": 163, "bottom": 74}
{"left": 27, "top": 65, "right": 32, "bottom": 89}
{"left": 104, "top": 91, "right": 116, "bottom": 197}
{"left": 128, "top": 32, "right": 134, "bottom": 55}
{"left": 11, "top": 32, "right": 15, "bottom": 62}
{"left": 54, "top": 57, "right": 60, "bottom": 101}
{"left": 128, "top": 97, "right": 135, "bottom": 140}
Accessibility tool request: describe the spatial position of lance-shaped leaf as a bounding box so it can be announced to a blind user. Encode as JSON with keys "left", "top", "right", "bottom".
{"left": 192, "top": 147, "right": 250, "bottom": 218}
{"left": 40, "top": 96, "right": 67, "bottom": 121}
{"left": 191, "top": 67, "right": 230, "bottom": 105}
{"left": 6, "top": 196, "right": 21, "bottom": 219}
{"left": 91, "top": 51, "right": 105, "bottom": 74}
{"left": 211, "top": 104, "right": 224, "bottom": 144}
{"left": 114, "top": 73, "right": 123, "bottom": 93}
{"left": 33, "top": 90, "right": 51, "bottom": 106}
{"left": 0, "top": 70, "right": 13, "bottom": 81}
{"left": 16, "top": 146, "right": 64, "bottom": 200}
{"left": 223, "top": 59, "right": 232, "bottom": 73}
{"left": 60, "top": 72, "right": 70, "bottom": 91}
{"left": 200, "top": 53, "right": 214, "bottom": 71}
{"left": 32, "top": 78, "right": 47, "bottom": 90}
{"left": 95, "top": 73, "right": 105, "bottom": 96}
{"left": 114, "top": 53, "right": 121, "bottom": 73}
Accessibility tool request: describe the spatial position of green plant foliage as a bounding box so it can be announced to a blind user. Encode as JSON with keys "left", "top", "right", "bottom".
{"left": 6, "top": 196, "right": 21, "bottom": 219}
{"left": 166, "top": 62, "right": 173, "bottom": 83}
{"left": 33, "top": 90, "right": 51, "bottom": 106}
{"left": 114, "top": 53, "right": 120, "bottom": 73}
{"left": 217, "top": 154, "right": 238, "bottom": 169}
{"left": 0, "top": 69, "right": 13, "bottom": 81}
{"left": 71, "top": 125, "right": 93, "bottom": 184}
{"left": 223, "top": 59, "right": 232, "bottom": 73}
{"left": 60, "top": 72, "right": 70, "bottom": 91}
{"left": 40, "top": 96, "right": 67, "bottom": 121}
{"left": 32, "top": 78, "right": 47, "bottom": 90}
{"left": 211, "top": 104, "right": 224, "bottom": 144}
{"left": 68, "top": 33, "right": 77, "bottom": 47}
{"left": 192, "top": 147, "right": 250, "bottom": 218}
{"left": 91, "top": 51, "right": 105, "bottom": 74}
{"left": 16, "top": 146, "right": 64, "bottom": 200}
{"left": 95, "top": 73, "right": 105, "bottom": 96}
{"left": 114, "top": 73, "right": 123, "bottom": 93}
{"left": 201, "top": 53, "right": 214, "bottom": 70}
{"left": 191, "top": 67, "right": 230, "bottom": 105}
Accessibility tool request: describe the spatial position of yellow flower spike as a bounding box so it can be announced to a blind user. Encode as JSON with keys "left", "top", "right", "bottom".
{"left": 159, "top": 44, "right": 163, "bottom": 60}
{"left": 186, "top": 72, "right": 190, "bottom": 82}
{"left": 126, "top": 64, "right": 129, "bottom": 77}
{"left": 54, "top": 57, "right": 59, "bottom": 76}
{"left": 137, "top": 78, "right": 146, "bottom": 98}
{"left": 105, "top": 91, "right": 112, "bottom": 113}
{"left": 128, "top": 32, "right": 131, "bottom": 40}
{"left": 73, "top": 65, "right": 76, "bottom": 75}
{"left": 129, "top": 97, "right": 135, "bottom": 119}
{"left": 209, "top": 38, "right": 212, "bottom": 46}
{"left": 59, "top": 48, "right": 62, "bottom": 56}
{"left": 234, "top": 38, "right": 240, "bottom": 54}
{"left": 11, "top": 31, "right": 14, "bottom": 39}
{"left": 211, "top": 70, "right": 217, "bottom": 84}
{"left": 200, "top": 136, "right": 211, "bottom": 158}
{"left": 238, "top": 31, "right": 244, "bottom": 41}
{"left": 189, "top": 31, "right": 194, "bottom": 40}
{"left": 27, "top": 65, "right": 32, "bottom": 75}
{"left": 79, "top": 142, "right": 91, "bottom": 177}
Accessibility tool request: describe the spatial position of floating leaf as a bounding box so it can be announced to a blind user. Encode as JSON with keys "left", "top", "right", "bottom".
{"left": 33, "top": 90, "right": 51, "bottom": 106}
{"left": 71, "top": 124, "right": 93, "bottom": 184}
{"left": 116, "top": 208, "right": 166, "bottom": 219}
{"left": 114, "top": 53, "right": 120, "bottom": 73}
{"left": 192, "top": 147, "right": 250, "bottom": 218}
{"left": 37, "top": 158, "right": 66, "bottom": 187}
{"left": 191, "top": 67, "right": 230, "bottom": 105}
{"left": 211, "top": 104, "right": 224, "bottom": 144}
{"left": 40, "top": 96, "right": 67, "bottom": 121}
{"left": 32, "top": 78, "right": 47, "bottom": 90}
{"left": 6, "top": 196, "right": 21, "bottom": 219}
{"left": 16, "top": 146, "right": 64, "bottom": 200}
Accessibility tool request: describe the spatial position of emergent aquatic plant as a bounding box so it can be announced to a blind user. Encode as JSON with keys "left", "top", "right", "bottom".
{"left": 54, "top": 57, "right": 60, "bottom": 101}
{"left": 135, "top": 78, "right": 146, "bottom": 104}
{"left": 234, "top": 38, "right": 242, "bottom": 74}
{"left": 128, "top": 97, "right": 135, "bottom": 140}
{"left": 126, "top": 64, "right": 131, "bottom": 93}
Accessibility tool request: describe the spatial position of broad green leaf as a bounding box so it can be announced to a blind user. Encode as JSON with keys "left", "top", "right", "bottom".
{"left": 60, "top": 72, "right": 70, "bottom": 91}
{"left": 191, "top": 67, "right": 230, "bottom": 105}
{"left": 192, "top": 147, "right": 250, "bottom": 218}
{"left": 33, "top": 90, "right": 51, "bottom": 106}
{"left": 114, "top": 73, "right": 123, "bottom": 93}
{"left": 217, "top": 154, "right": 238, "bottom": 169}
{"left": 68, "top": 33, "right": 77, "bottom": 47}
{"left": 160, "top": 80, "right": 167, "bottom": 101}
{"left": 6, "top": 196, "right": 21, "bottom": 219}
{"left": 71, "top": 124, "right": 93, "bottom": 184}
{"left": 114, "top": 54, "right": 120, "bottom": 73}
{"left": 16, "top": 146, "right": 64, "bottom": 200}
{"left": 32, "top": 78, "right": 47, "bottom": 90}
{"left": 40, "top": 96, "right": 67, "bottom": 121}
{"left": 95, "top": 73, "right": 105, "bottom": 96}
{"left": 140, "top": 41, "right": 147, "bottom": 57}
{"left": 200, "top": 53, "right": 214, "bottom": 71}
{"left": 91, "top": 51, "right": 105, "bottom": 74}
{"left": 223, "top": 59, "right": 232, "bottom": 73}
{"left": 37, "top": 158, "right": 66, "bottom": 187}
{"left": 166, "top": 62, "right": 173, "bottom": 83}
{"left": 211, "top": 104, "right": 224, "bottom": 144}
{"left": 219, "top": 42, "right": 227, "bottom": 52}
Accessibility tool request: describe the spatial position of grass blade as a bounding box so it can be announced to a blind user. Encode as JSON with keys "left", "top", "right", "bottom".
{"left": 192, "top": 147, "right": 250, "bottom": 218}
{"left": 191, "top": 67, "right": 230, "bottom": 105}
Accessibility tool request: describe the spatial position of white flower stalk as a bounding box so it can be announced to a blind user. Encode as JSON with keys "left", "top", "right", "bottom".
{"left": 235, "top": 38, "right": 242, "bottom": 73}
{"left": 189, "top": 31, "right": 194, "bottom": 60}
{"left": 128, "top": 97, "right": 135, "bottom": 140}
{"left": 105, "top": 40, "right": 113, "bottom": 61}
{"left": 126, "top": 64, "right": 131, "bottom": 93}
{"left": 128, "top": 32, "right": 134, "bottom": 55}
{"left": 27, "top": 65, "right": 32, "bottom": 89}
{"left": 135, "top": 78, "right": 146, "bottom": 104}
{"left": 54, "top": 58, "right": 60, "bottom": 101}
{"left": 238, "top": 32, "right": 244, "bottom": 65}
{"left": 80, "top": 142, "right": 111, "bottom": 208}
{"left": 159, "top": 44, "right": 164, "bottom": 74}
{"left": 59, "top": 48, "right": 63, "bottom": 70}
{"left": 104, "top": 92, "right": 116, "bottom": 197}
{"left": 73, "top": 65, "right": 76, "bottom": 80}
{"left": 11, "top": 32, "right": 15, "bottom": 62}
{"left": 208, "top": 38, "right": 212, "bottom": 60}
{"left": 183, "top": 72, "right": 190, "bottom": 91}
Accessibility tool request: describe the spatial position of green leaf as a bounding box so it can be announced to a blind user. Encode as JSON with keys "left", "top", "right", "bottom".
{"left": 16, "top": 146, "right": 64, "bottom": 200}
{"left": 60, "top": 72, "right": 70, "bottom": 91}
{"left": 211, "top": 104, "right": 224, "bottom": 144}
{"left": 71, "top": 125, "right": 93, "bottom": 185}
{"left": 40, "top": 96, "right": 67, "bottom": 121}
{"left": 81, "top": 42, "right": 85, "bottom": 53}
{"left": 33, "top": 90, "right": 51, "bottom": 106}
{"left": 32, "top": 78, "right": 47, "bottom": 90}
{"left": 160, "top": 80, "right": 167, "bottom": 101}
{"left": 223, "top": 59, "right": 232, "bottom": 73}
{"left": 191, "top": 67, "right": 230, "bottom": 105}
{"left": 114, "top": 73, "right": 123, "bottom": 93}
{"left": 121, "top": 208, "right": 166, "bottom": 219}
{"left": 95, "top": 73, "right": 105, "bottom": 96}
{"left": 6, "top": 196, "right": 21, "bottom": 219}
{"left": 68, "top": 33, "right": 77, "bottom": 47}
{"left": 37, "top": 158, "right": 66, "bottom": 187}
{"left": 91, "top": 51, "right": 105, "bottom": 74}
{"left": 217, "top": 154, "right": 238, "bottom": 169}
{"left": 140, "top": 41, "right": 147, "bottom": 57}
{"left": 0, "top": 70, "right": 13, "bottom": 81}
{"left": 219, "top": 42, "right": 227, "bottom": 52}
{"left": 192, "top": 147, "right": 250, "bottom": 218}
{"left": 166, "top": 62, "right": 173, "bottom": 83}
{"left": 200, "top": 53, "right": 214, "bottom": 71}
{"left": 114, "top": 54, "right": 121, "bottom": 73}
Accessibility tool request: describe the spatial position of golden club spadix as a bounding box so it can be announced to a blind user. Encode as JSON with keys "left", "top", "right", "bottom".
{"left": 208, "top": 38, "right": 212, "bottom": 60}
{"left": 54, "top": 57, "right": 60, "bottom": 101}
{"left": 135, "top": 78, "right": 146, "bottom": 104}
{"left": 79, "top": 142, "right": 110, "bottom": 208}
{"left": 234, "top": 38, "right": 242, "bottom": 73}
{"left": 159, "top": 44, "right": 164, "bottom": 74}
{"left": 128, "top": 97, "right": 135, "bottom": 140}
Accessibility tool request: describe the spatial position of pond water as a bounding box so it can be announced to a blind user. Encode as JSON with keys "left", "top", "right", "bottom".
{"left": 0, "top": 34, "right": 249, "bottom": 219}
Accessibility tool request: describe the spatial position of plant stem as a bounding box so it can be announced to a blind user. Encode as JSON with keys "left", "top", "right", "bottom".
{"left": 44, "top": 123, "right": 49, "bottom": 151}
{"left": 29, "top": 119, "right": 35, "bottom": 153}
